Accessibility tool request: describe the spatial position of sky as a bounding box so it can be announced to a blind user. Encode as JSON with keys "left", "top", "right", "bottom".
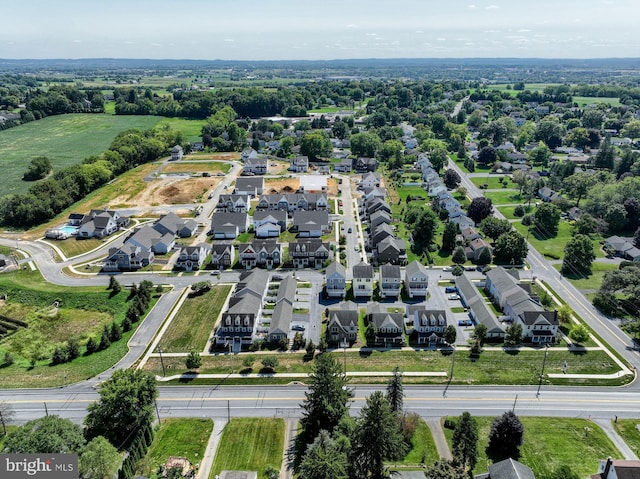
{"left": 1, "top": 0, "right": 639, "bottom": 60}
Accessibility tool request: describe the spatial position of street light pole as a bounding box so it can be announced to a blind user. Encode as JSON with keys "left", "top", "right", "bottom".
{"left": 536, "top": 345, "right": 549, "bottom": 397}
{"left": 157, "top": 347, "right": 166, "bottom": 377}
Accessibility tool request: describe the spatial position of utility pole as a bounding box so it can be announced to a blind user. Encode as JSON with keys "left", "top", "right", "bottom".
{"left": 512, "top": 394, "right": 518, "bottom": 412}
{"left": 157, "top": 347, "right": 166, "bottom": 377}
{"left": 536, "top": 345, "right": 549, "bottom": 398}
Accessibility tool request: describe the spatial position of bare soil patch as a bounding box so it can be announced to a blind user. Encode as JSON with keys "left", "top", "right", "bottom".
{"left": 264, "top": 177, "right": 300, "bottom": 194}
{"left": 110, "top": 176, "right": 221, "bottom": 209}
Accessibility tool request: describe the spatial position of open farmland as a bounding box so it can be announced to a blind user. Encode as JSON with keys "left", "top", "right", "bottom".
{"left": 0, "top": 114, "right": 162, "bottom": 197}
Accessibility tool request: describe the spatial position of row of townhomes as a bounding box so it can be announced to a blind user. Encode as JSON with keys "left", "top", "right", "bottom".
{"left": 357, "top": 172, "right": 408, "bottom": 265}
{"left": 455, "top": 268, "right": 559, "bottom": 344}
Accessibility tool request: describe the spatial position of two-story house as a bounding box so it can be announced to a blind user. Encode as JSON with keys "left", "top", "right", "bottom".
{"left": 410, "top": 308, "right": 448, "bottom": 344}
{"left": 268, "top": 276, "right": 296, "bottom": 342}
{"left": 367, "top": 303, "right": 404, "bottom": 346}
{"left": 217, "top": 195, "right": 250, "bottom": 213}
{"left": 238, "top": 241, "right": 283, "bottom": 269}
{"left": 210, "top": 244, "right": 235, "bottom": 269}
{"left": 170, "top": 145, "right": 183, "bottom": 161}
{"left": 325, "top": 261, "right": 347, "bottom": 298}
{"left": 174, "top": 244, "right": 209, "bottom": 271}
{"left": 290, "top": 156, "right": 309, "bottom": 172}
{"left": 379, "top": 264, "right": 402, "bottom": 298}
{"left": 289, "top": 240, "right": 330, "bottom": 269}
{"left": 244, "top": 156, "right": 268, "bottom": 175}
{"left": 326, "top": 301, "right": 359, "bottom": 346}
{"left": 235, "top": 177, "right": 264, "bottom": 197}
{"left": 211, "top": 212, "right": 249, "bottom": 239}
{"left": 292, "top": 210, "right": 330, "bottom": 238}
{"left": 253, "top": 210, "right": 287, "bottom": 238}
{"left": 404, "top": 260, "right": 429, "bottom": 298}
{"left": 352, "top": 261, "right": 375, "bottom": 298}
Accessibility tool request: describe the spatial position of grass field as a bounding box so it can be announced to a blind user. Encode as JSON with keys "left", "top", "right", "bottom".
{"left": 159, "top": 285, "right": 232, "bottom": 353}
{"left": 138, "top": 418, "right": 213, "bottom": 479}
{"left": 210, "top": 418, "right": 285, "bottom": 479}
{"left": 0, "top": 114, "right": 162, "bottom": 197}
{"left": 143, "top": 348, "right": 623, "bottom": 386}
{"left": 46, "top": 238, "right": 106, "bottom": 259}
{"left": 161, "top": 162, "right": 230, "bottom": 175}
{"left": 154, "top": 118, "right": 207, "bottom": 142}
{"left": 444, "top": 416, "right": 621, "bottom": 477}
{"left": 553, "top": 261, "right": 619, "bottom": 291}
{"left": 513, "top": 222, "right": 605, "bottom": 261}
{"left": 393, "top": 418, "right": 439, "bottom": 469}
{"left": 471, "top": 176, "right": 515, "bottom": 189}
{"left": 482, "top": 190, "right": 523, "bottom": 205}
{"left": 496, "top": 204, "right": 532, "bottom": 220}
{"left": 573, "top": 96, "right": 621, "bottom": 107}
{"left": 614, "top": 419, "right": 640, "bottom": 457}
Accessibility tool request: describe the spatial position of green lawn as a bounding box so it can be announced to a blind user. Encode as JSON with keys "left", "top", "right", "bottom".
{"left": 513, "top": 222, "right": 605, "bottom": 261}
{"left": 138, "top": 418, "right": 214, "bottom": 479}
{"left": 482, "top": 190, "right": 523, "bottom": 206}
{"left": 444, "top": 416, "right": 621, "bottom": 478}
{"left": 159, "top": 285, "right": 232, "bottom": 353}
{"left": 496, "top": 205, "right": 532, "bottom": 220}
{"left": 471, "top": 176, "right": 515, "bottom": 189}
{"left": 614, "top": 419, "right": 640, "bottom": 457}
{"left": 210, "top": 418, "right": 285, "bottom": 479}
{"left": 47, "top": 238, "right": 105, "bottom": 259}
{"left": 0, "top": 114, "right": 162, "bottom": 197}
{"left": 573, "top": 96, "right": 621, "bottom": 107}
{"left": 553, "top": 261, "right": 620, "bottom": 291}
{"left": 393, "top": 418, "right": 440, "bottom": 468}
{"left": 154, "top": 118, "right": 207, "bottom": 142}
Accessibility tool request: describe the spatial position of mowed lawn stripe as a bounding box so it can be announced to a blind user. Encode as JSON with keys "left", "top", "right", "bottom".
{"left": 210, "top": 418, "right": 285, "bottom": 479}
{"left": 159, "top": 285, "right": 232, "bottom": 352}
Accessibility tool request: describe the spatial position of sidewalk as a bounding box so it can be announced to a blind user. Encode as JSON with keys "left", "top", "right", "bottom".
{"left": 197, "top": 419, "right": 227, "bottom": 479}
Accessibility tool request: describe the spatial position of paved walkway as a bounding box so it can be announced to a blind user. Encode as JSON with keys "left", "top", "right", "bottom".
{"left": 281, "top": 418, "right": 298, "bottom": 479}
{"left": 426, "top": 417, "right": 452, "bottom": 460}
{"left": 593, "top": 418, "right": 638, "bottom": 460}
{"left": 197, "top": 419, "right": 227, "bottom": 479}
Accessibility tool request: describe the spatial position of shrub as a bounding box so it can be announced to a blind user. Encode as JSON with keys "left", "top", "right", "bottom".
{"left": 514, "top": 205, "right": 525, "bottom": 217}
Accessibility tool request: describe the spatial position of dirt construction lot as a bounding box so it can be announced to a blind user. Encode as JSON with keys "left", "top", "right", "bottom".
{"left": 110, "top": 176, "right": 221, "bottom": 209}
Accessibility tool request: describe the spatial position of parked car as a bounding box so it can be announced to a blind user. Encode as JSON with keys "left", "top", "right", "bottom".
{"left": 445, "top": 286, "right": 458, "bottom": 293}
{"left": 292, "top": 324, "right": 306, "bottom": 331}
{"left": 448, "top": 294, "right": 461, "bottom": 300}
{"left": 464, "top": 266, "right": 476, "bottom": 271}
{"left": 348, "top": 227, "right": 352, "bottom": 233}
{"left": 443, "top": 266, "right": 453, "bottom": 272}
{"left": 458, "top": 319, "right": 472, "bottom": 326}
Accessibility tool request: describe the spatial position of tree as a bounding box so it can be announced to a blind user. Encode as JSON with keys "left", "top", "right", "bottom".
{"left": 185, "top": 351, "right": 202, "bottom": 370}
{"left": 443, "top": 169, "right": 461, "bottom": 189}
{"left": 109, "top": 321, "right": 122, "bottom": 342}
{"left": 296, "top": 353, "right": 352, "bottom": 468}
{"left": 621, "top": 120, "right": 640, "bottom": 140}
{"left": 380, "top": 140, "right": 404, "bottom": 167}
{"left": 635, "top": 226, "right": 640, "bottom": 248}
{"left": 533, "top": 203, "right": 561, "bottom": 237}
{"left": 562, "top": 234, "right": 595, "bottom": 277}
{"left": 0, "top": 401, "right": 14, "bottom": 436}
{"left": 488, "top": 411, "right": 524, "bottom": 460}
{"left": 300, "top": 130, "right": 332, "bottom": 161}
{"left": 452, "top": 265, "right": 464, "bottom": 276}
{"left": 467, "top": 197, "right": 494, "bottom": 224}
{"left": 480, "top": 217, "right": 512, "bottom": 242}
{"left": 261, "top": 356, "right": 279, "bottom": 371}
{"left": 504, "top": 323, "right": 523, "bottom": 347}
{"left": 563, "top": 172, "right": 598, "bottom": 207}
{"left": 477, "top": 146, "right": 497, "bottom": 165}
{"left": 350, "top": 132, "right": 381, "bottom": 158}
{"left": 351, "top": 391, "right": 408, "bottom": 479}
{"left": 535, "top": 118, "right": 564, "bottom": 149}
{"left": 298, "top": 430, "right": 348, "bottom": 479}
{"left": 476, "top": 247, "right": 493, "bottom": 266}
{"left": 386, "top": 366, "right": 404, "bottom": 413}
{"left": 22, "top": 156, "right": 52, "bottom": 181}
{"left": 604, "top": 203, "right": 627, "bottom": 232}
{"left": 527, "top": 142, "right": 552, "bottom": 167}
{"left": 425, "top": 460, "right": 466, "bottom": 479}
{"left": 573, "top": 213, "right": 599, "bottom": 235}
{"left": 85, "top": 369, "right": 158, "bottom": 450}
{"left": 3, "top": 415, "right": 85, "bottom": 453}
{"left": 79, "top": 436, "right": 122, "bottom": 479}
{"left": 98, "top": 325, "right": 111, "bottom": 351}
{"left": 441, "top": 221, "right": 459, "bottom": 252}
{"left": 512, "top": 170, "right": 529, "bottom": 195}
{"left": 452, "top": 412, "right": 478, "bottom": 472}
{"left": 557, "top": 304, "right": 573, "bottom": 326}
{"left": 452, "top": 246, "right": 467, "bottom": 265}
{"left": 569, "top": 324, "right": 590, "bottom": 344}
{"left": 85, "top": 336, "right": 98, "bottom": 355}
{"left": 473, "top": 324, "right": 488, "bottom": 344}
{"left": 444, "top": 325, "right": 457, "bottom": 345}
{"left": 404, "top": 205, "right": 439, "bottom": 254}
{"left": 594, "top": 139, "right": 615, "bottom": 170}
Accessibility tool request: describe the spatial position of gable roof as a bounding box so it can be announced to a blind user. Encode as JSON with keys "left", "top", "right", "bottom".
{"left": 212, "top": 212, "right": 248, "bottom": 228}
{"left": 405, "top": 260, "right": 428, "bottom": 279}
{"left": 326, "top": 261, "right": 346, "bottom": 278}
{"left": 487, "top": 458, "right": 536, "bottom": 479}
{"left": 353, "top": 261, "right": 374, "bottom": 279}
{"left": 276, "top": 276, "right": 297, "bottom": 305}
{"left": 380, "top": 264, "right": 402, "bottom": 279}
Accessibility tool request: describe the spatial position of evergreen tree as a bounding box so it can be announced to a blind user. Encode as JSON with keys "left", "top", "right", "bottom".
{"left": 98, "top": 326, "right": 111, "bottom": 351}
{"left": 85, "top": 337, "right": 97, "bottom": 355}
{"left": 452, "top": 246, "right": 467, "bottom": 265}
{"left": 109, "top": 322, "right": 122, "bottom": 342}
{"left": 298, "top": 430, "right": 349, "bottom": 479}
{"left": 66, "top": 338, "right": 80, "bottom": 361}
{"left": 452, "top": 411, "right": 478, "bottom": 472}
{"left": 385, "top": 366, "right": 404, "bottom": 413}
{"left": 441, "top": 221, "right": 459, "bottom": 252}
{"left": 185, "top": 351, "right": 202, "bottom": 370}
{"left": 444, "top": 325, "right": 457, "bottom": 345}
{"left": 351, "top": 391, "right": 408, "bottom": 479}
{"left": 488, "top": 411, "right": 524, "bottom": 460}
{"left": 51, "top": 347, "right": 67, "bottom": 365}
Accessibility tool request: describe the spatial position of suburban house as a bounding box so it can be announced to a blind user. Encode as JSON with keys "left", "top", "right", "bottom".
{"left": 290, "top": 156, "right": 309, "bottom": 172}
{"left": 356, "top": 157, "right": 378, "bottom": 172}
{"left": 241, "top": 147, "right": 259, "bottom": 162}
{"left": 352, "top": 261, "right": 375, "bottom": 298}
{"left": 475, "top": 458, "right": 535, "bottom": 479}
{"left": 103, "top": 244, "right": 153, "bottom": 272}
{"left": 325, "top": 261, "right": 347, "bottom": 298}
{"left": 363, "top": 187, "right": 387, "bottom": 205}
{"left": 217, "top": 195, "right": 250, "bottom": 213}
{"left": 375, "top": 236, "right": 408, "bottom": 265}
{"left": 292, "top": 210, "right": 330, "bottom": 237}
{"left": 567, "top": 207, "right": 583, "bottom": 220}
{"left": 210, "top": 244, "right": 235, "bottom": 269}
{"left": 154, "top": 212, "right": 198, "bottom": 238}
{"left": 604, "top": 236, "right": 640, "bottom": 262}
{"left": 216, "top": 270, "right": 270, "bottom": 351}
{"left": 289, "top": 240, "right": 330, "bottom": 268}
{"left": 174, "top": 244, "right": 209, "bottom": 271}
{"left": 255, "top": 193, "right": 328, "bottom": 212}
{"left": 369, "top": 210, "right": 392, "bottom": 231}
{"left": 268, "top": 276, "right": 296, "bottom": 342}
{"left": 379, "top": 264, "right": 402, "bottom": 298}
{"left": 404, "top": 260, "right": 429, "bottom": 298}
{"left": 243, "top": 156, "right": 268, "bottom": 175}
{"left": 450, "top": 214, "right": 476, "bottom": 231}
{"left": 538, "top": 186, "right": 560, "bottom": 202}
{"left": 235, "top": 177, "right": 264, "bottom": 197}
{"left": 591, "top": 458, "right": 640, "bottom": 479}
{"left": 299, "top": 175, "right": 328, "bottom": 193}
{"left": 253, "top": 210, "right": 287, "bottom": 238}
{"left": 366, "top": 303, "right": 404, "bottom": 346}
{"left": 460, "top": 227, "right": 482, "bottom": 243}
{"left": 370, "top": 223, "right": 395, "bottom": 247}
{"left": 334, "top": 158, "right": 353, "bottom": 172}
{"left": 455, "top": 274, "right": 505, "bottom": 340}
{"left": 125, "top": 225, "right": 175, "bottom": 254}
{"left": 211, "top": 212, "right": 249, "bottom": 239}
{"left": 485, "top": 268, "right": 558, "bottom": 344}
{"left": 359, "top": 172, "right": 381, "bottom": 191}
{"left": 76, "top": 210, "right": 129, "bottom": 238}
{"left": 465, "top": 238, "right": 491, "bottom": 262}
{"left": 365, "top": 198, "right": 392, "bottom": 218}
{"left": 326, "top": 301, "right": 359, "bottom": 346}
{"left": 408, "top": 307, "right": 449, "bottom": 344}
{"left": 238, "top": 241, "right": 283, "bottom": 269}
{"left": 170, "top": 145, "right": 183, "bottom": 161}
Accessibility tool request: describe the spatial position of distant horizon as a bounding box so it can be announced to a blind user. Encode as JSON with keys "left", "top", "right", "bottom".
{"left": 2, "top": 0, "right": 639, "bottom": 60}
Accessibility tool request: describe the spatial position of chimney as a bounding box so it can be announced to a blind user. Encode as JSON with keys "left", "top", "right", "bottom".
{"left": 602, "top": 457, "right": 614, "bottom": 479}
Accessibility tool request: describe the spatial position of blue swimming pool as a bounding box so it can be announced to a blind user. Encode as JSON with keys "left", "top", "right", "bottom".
{"left": 59, "top": 225, "right": 78, "bottom": 235}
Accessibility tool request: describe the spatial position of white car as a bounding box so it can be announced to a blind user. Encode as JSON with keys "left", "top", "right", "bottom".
{"left": 448, "top": 294, "right": 461, "bottom": 300}
{"left": 443, "top": 266, "right": 453, "bottom": 272}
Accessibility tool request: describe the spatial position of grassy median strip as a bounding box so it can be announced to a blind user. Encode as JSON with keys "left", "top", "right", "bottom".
{"left": 444, "top": 416, "right": 622, "bottom": 478}
{"left": 210, "top": 418, "right": 284, "bottom": 479}
{"left": 614, "top": 419, "right": 640, "bottom": 458}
